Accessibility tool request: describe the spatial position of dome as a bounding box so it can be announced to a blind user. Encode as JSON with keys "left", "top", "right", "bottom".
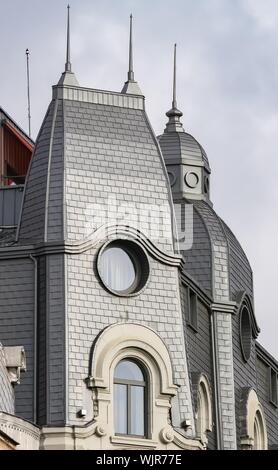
{"left": 158, "top": 131, "right": 210, "bottom": 173}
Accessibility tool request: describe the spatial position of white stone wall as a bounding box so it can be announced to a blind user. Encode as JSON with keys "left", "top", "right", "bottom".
{"left": 0, "top": 344, "right": 14, "bottom": 415}
{"left": 66, "top": 246, "right": 194, "bottom": 434}
{"left": 0, "top": 412, "right": 40, "bottom": 450}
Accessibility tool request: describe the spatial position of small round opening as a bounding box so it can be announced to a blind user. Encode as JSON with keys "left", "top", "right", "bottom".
{"left": 185, "top": 171, "right": 199, "bottom": 189}
{"left": 97, "top": 240, "right": 149, "bottom": 296}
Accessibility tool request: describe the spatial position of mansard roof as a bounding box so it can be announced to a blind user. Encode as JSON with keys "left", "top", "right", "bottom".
{"left": 17, "top": 85, "right": 175, "bottom": 251}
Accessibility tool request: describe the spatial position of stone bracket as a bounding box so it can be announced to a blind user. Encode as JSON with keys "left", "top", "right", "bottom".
{"left": 4, "top": 346, "right": 26, "bottom": 385}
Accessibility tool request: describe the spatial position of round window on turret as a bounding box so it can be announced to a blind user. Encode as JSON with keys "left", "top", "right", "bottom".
{"left": 97, "top": 240, "right": 150, "bottom": 297}
{"left": 240, "top": 305, "right": 252, "bottom": 362}
{"left": 185, "top": 171, "right": 199, "bottom": 189}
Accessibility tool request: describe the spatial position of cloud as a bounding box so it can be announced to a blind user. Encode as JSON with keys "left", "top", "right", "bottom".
{"left": 243, "top": 0, "right": 278, "bottom": 30}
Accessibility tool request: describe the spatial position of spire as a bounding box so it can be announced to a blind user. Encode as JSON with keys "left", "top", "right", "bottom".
{"left": 165, "top": 44, "right": 184, "bottom": 133}
{"left": 121, "top": 14, "right": 142, "bottom": 95}
{"left": 65, "top": 4, "right": 71, "bottom": 72}
{"left": 57, "top": 5, "right": 79, "bottom": 87}
{"left": 128, "top": 14, "right": 134, "bottom": 81}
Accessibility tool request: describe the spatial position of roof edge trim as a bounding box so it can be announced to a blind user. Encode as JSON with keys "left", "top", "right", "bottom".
{"left": 52, "top": 85, "right": 145, "bottom": 110}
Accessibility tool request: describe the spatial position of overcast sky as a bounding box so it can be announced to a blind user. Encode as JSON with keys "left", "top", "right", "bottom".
{"left": 0, "top": 0, "right": 277, "bottom": 357}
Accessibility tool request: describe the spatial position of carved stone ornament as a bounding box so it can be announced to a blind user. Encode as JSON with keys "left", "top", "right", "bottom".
{"left": 160, "top": 426, "right": 174, "bottom": 444}
{"left": 95, "top": 425, "right": 107, "bottom": 437}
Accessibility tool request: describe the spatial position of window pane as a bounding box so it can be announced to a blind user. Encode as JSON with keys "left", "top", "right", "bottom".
{"left": 114, "top": 384, "right": 127, "bottom": 434}
{"left": 130, "top": 386, "right": 145, "bottom": 436}
{"left": 114, "top": 360, "right": 144, "bottom": 382}
{"left": 99, "top": 247, "right": 136, "bottom": 291}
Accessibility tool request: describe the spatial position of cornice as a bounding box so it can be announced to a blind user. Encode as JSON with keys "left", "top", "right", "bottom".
{"left": 0, "top": 224, "right": 182, "bottom": 268}
{"left": 211, "top": 301, "right": 238, "bottom": 315}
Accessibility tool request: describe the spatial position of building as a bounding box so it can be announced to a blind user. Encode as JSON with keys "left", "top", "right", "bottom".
{"left": 0, "top": 10, "right": 277, "bottom": 450}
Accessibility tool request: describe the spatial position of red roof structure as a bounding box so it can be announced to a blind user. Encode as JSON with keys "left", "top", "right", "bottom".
{"left": 0, "top": 107, "right": 34, "bottom": 186}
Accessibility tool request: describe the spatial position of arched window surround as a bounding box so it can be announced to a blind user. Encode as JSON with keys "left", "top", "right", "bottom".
{"left": 86, "top": 323, "right": 184, "bottom": 448}
{"left": 240, "top": 388, "right": 268, "bottom": 450}
{"left": 88, "top": 323, "right": 178, "bottom": 396}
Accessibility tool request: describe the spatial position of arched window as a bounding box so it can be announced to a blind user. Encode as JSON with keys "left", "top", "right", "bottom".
{"left": 87, "top": 323, "right": 203, "bottom": 449}
{"left": 113, "top": 359, "right": 147, "bottom": 437}
{"left": 253, "top": 410, "right": 267, "bottom": 450}
{"left": 195, "top": 375, "right": 213, "bottom": 446}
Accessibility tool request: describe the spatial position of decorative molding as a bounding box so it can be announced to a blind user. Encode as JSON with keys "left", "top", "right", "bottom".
{"left": 40, "top": 421, "right": 204, "bottom": 450}
{"left": 52, "top": 85, "right": 145, "bottom": 110}
{"left": 0, "top": 224, "right": 182, "bottom": 268}
{"left": 0, "top": 412, "right": 40, "bottom": 449}
{"left": 110, "top": 435, "right": 158, "bottom": 448}
{"left": 211, "top": 301, "right": 237, "bottom": 315}
{"left": 239, "top": 388, "right": 268, "bottom": 450}
{"left": 164, "top": 157, "right": 206, "bottom": 168}
{"left": 235, "top": 291, "right": 260, "bottom": 338}
{"left": 160, "top": 426, "right": 174, "bottom": 444}
{"left": 96, "top": 238, "right": 150, "bottom": 297}
{"left": 172, "top": 432, "right": 204, "bottom": 450}
{"left": 88, "top": 322, "right": 179, "bottom": 396}
{"left": 95, "top": 425, "right": 107, "bottom": 437}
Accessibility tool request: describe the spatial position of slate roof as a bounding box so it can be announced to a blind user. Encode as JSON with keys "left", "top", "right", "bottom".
{"left": 0, "top": 228, "right": 16, "bottom": 247}
{"left": 158, "top": 131, "right": 211, "bottom": 172}
{"left": 183, "top": 200, "right": 254, "bottom": 300}
{"left": 18, "top": 86, "right": 174, "bottom": 254}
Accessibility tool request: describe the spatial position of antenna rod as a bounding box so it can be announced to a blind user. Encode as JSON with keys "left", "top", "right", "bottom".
{"left": 26, "top": 48, "right": 31, "bottom": 138}
{"left": 173, "top": 43, "right": 177, "bottom": 109}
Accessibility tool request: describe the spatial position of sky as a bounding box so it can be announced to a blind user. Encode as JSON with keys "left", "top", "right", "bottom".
{"left": 0, "top": 0, "right": 278, "bottom": 357}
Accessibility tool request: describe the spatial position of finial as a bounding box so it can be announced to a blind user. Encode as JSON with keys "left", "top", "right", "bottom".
{"left": 57, "top": 5, "right": 79, "bottom": 86}
{"left": 128, "top": 14, "right": 134, "bottom": 81}
{"left": 165, "top": 44, "right": 184, "bottom": 133}
{"left": 65, "top": 4, "right": 71, "bottom": 72}
{"left": 121, "top": 14, "right": 142, "bottom": 95}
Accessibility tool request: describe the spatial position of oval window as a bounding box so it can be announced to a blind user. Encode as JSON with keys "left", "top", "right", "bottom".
{"left": 97, "top": 240, "right": 149, "bottom": 296}
{"left": 240, "top": 306, "right": 252, "bottom": 362}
